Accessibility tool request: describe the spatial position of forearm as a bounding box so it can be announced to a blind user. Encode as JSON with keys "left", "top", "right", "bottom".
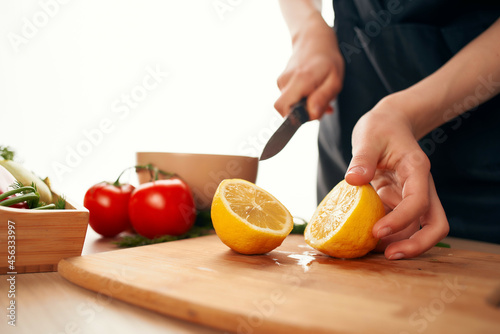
{"left": 395, "top": 18, "right": 500, "bottom": 139}
{"left": 278, "top": 0, "right": 325, "bottom": 44}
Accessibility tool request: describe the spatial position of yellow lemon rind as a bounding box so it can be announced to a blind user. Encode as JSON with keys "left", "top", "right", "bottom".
{"left": 305, "top": 181, "right": 385, "bottom": 259}
{"left": 211, "top": 179, "right": 293, "bottom": 255}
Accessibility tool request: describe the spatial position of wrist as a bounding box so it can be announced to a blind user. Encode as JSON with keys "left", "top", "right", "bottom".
{"left": 290, "top": 11, "right": 332, "bottom": 47}
{"left": 375, "top": 90, "right": 442, "bottom": 140}
{"left": 279, "top": 0, "right": 324, "bottom": 43}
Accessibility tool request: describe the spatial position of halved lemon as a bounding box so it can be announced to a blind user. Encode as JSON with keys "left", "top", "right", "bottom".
{"left": 211, "top": 179, "right": 293, "bottom": 255}
{"left": 305, "top": 179, "right": 385, "bottom": 258}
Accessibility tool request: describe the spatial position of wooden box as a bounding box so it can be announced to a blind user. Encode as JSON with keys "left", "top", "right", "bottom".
{"left": 0, "top": 193, "right": 88, "bottom": 274}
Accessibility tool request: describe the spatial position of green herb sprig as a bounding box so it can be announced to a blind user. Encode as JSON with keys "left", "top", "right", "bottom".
{"left": 0, "top": 145, "right": 15, "bottom": 160}
{"left": 115, "top": 210, "right": 214, "bottom": 248}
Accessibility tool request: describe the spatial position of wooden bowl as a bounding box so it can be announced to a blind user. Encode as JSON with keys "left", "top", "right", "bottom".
{"left": 0, "top": 192, "right": 89, "bottom": 274}
{"left": 136, "top": 152, "right": 259, "bottom": 211}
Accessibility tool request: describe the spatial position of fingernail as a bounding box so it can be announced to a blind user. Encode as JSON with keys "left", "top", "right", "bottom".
{"left": 388, "top": 253, "right": 405, "bottom": 260}
{"left": 312, "top": 105, "right": 322, "bottom": 119}
{"left": 346, "top": 166, "right": 366, "bottom": 176}
{"left": 377, "top": 227, "right": 392, "bottom": 239}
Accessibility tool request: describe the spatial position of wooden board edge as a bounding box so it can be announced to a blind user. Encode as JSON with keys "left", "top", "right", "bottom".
{"left": 57, "top": 257, "right": 328, "bottom": 334}
{"left": 57, "top": 258, "right": 236, "bottom": 333}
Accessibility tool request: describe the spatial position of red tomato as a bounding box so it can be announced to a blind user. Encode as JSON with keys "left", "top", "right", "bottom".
{"left": 128, "top": 178, "right": 196, "bottom": 239}
{"left": 84, "top": 182, "right": 135, "bottom": 237}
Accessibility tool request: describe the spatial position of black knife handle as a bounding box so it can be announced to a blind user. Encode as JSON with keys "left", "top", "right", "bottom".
{"left": 292, "top": 98, "right": 310, "bottom": 124}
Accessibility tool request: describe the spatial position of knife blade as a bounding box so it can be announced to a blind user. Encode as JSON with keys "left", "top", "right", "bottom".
{"left": 259, "top": 98, "right": 310, "bottom": 161}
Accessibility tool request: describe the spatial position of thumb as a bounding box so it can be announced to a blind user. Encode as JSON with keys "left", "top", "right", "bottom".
{"left": 345, "top": 145, "right": 379, "bottom": 186}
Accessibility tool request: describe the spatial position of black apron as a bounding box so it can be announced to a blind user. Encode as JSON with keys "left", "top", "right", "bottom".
{"left": 318, "top": 0, "right": 500, "bottom": 243}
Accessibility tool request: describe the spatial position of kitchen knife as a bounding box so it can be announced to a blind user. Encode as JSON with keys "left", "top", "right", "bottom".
{"left": 259, "top": 98, "right": 310, "bottom": 161}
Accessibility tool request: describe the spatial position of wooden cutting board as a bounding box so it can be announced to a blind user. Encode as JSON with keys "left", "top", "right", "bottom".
{"left": 58, "top": 235, "right": 500, "bottom": 334}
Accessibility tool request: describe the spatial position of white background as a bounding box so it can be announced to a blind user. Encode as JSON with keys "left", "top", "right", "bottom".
{"left": 0, "top": 0, "right": 334, "bottom": 221}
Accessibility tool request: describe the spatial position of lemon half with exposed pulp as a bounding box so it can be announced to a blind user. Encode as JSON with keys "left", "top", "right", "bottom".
{"left": 305, "top": 179, "right": 385, "bottom": 258}
{"left": 211, "top": 179, "right": 293, "bottom": 255}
